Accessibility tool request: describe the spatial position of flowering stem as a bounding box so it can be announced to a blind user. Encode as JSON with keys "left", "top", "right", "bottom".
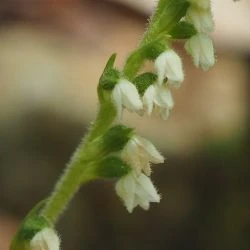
{"left": 41, "top": 2, "right": 189, "bottom": 222}
{"left": 41, "top": 101, "right": 117, "bottom": 224}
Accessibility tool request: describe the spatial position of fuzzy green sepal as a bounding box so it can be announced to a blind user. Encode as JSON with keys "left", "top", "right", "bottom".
{"left": 95, "top": 156, "right": 131, "bottom": 179}
{"left": 169, "top": 21, "right": 197, "bottom": 39}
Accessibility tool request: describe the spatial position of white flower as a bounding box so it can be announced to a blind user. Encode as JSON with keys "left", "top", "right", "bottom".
{"left": 185, "top": 33, "right": 215, "bottom": 71}
{"left": 187, "top": 0, "right": 211, "bottom": 10}
{"left": 121, "top": 134, "right": 164, "bottom": 176}
{"left": 115, "top": 171, "right": 161, "bottom": 213}
{"left": 30, "top": 228, "right": 60, "bottom": 250}
{"left": 143, "top": 84, "right": 174, "bottom": 120}
{"left": 112, "top": 79, "right": 143, "bottom": 119}
{"left": 155, "top": 50, "right": 184, "bottom": 86}
{"left": 186, "top": 6, "right": 214, "bottom": 33}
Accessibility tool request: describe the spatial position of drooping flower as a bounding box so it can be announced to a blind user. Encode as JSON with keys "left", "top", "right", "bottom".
{"left": 143, "top": 84, "right": 174, "bottom": 120}
{"left": 115, "top": 170, "right": 161, "bottom": 213}
{"left": 121, "top": 134, "right": 164, "bottom": 176}
{"left": 155, "top": 50, "right": 184, "bottom": 87}
{"left": 185, "top": 33, "right": 215, "bottom": 71}
{"left": 187, "top": 0, "right": 211, "bottom": 10}
{"left": 112, "top": 79, "right": 143, "bottom": 119}
{"left": 186, "top": 5, "right": 214, "bottom": 33}
{"left": 30, "top": 228, "right": 60, "bottom": 250}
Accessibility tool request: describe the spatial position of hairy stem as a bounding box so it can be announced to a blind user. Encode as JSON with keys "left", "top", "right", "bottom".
{"left": 41, "top": 101, "right": 116, "bottom": 224}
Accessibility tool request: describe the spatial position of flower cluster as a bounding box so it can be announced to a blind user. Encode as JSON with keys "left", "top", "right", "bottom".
{"left": 110, "top": 0, "right": 215, "bottom": 122}
{"left": 113, "top": 48, "right": 182, "bottom": 121}
{"left": 116, "top": 135, "right": 164, "bottom": 212}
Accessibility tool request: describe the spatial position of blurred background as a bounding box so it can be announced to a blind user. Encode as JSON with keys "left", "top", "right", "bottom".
{"left": 0, "top": 0, "right": 249, "bottom": 249}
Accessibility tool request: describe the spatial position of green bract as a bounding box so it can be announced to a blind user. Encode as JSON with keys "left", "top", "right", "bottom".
{"left": 95, "top": 156, "right": 131, "bottom": 179}
{"left": 134, "top": 73, "right": 158, "bottom": 95}
{"left": 169, "top": 21, "right": 197, "bottom": 39}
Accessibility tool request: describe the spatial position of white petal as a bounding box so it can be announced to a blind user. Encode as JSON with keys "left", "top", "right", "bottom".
{"left": 112, "top": 84, "right": 123, "bottom": 119}
{"left": 155, "top": 50, "right": 184, "bottom": 86}
{"left": 136, "top": 174, "right": 161, "bottom": 203}
{"left": 155, "top": 85, "right": 174, "bottom": 109}
{"left": 135, "top": 195, "right": 150, "bottom": 210}
{"left": 185, "top": 34, "right": 215, "bottom": 71}
{"left": 119, "top": 79, "right": 143, "bottom": 112}
{"left": 143, "top": 85, "right": 156, "bottom": 116}
{"left": 30, "top": 228, "right": 60, "bottom": 250}
{"left": 135, "top": 135, "right": 164, "bottom": 164}
{"left": 115, "top": 173, "right": 136, "bottom": 213}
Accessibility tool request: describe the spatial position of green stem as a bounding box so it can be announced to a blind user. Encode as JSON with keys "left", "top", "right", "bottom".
{"left": 41, "top": 101, "right": 116, "bottom": 224}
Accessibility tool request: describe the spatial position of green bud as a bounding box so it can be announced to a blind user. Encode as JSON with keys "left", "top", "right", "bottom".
{"left": 10, "top": 200, "right": 51, "bottom": 250}
{"left": 134, "top": 72, "right": 157, "bottom": 95}
{"left": 102, "top": 125, "right": 134, "bottom": 153}
{"left": 95, "top": 156, "right": 131, "bottom": 179}
{"left": 169, "top": 21, "right": 197, "bottom": 39}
